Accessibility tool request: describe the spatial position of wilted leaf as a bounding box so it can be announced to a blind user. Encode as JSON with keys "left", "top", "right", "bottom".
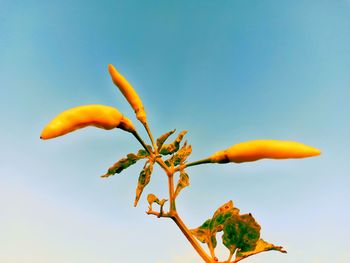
{"left": 160, "top": 130, "right": 187, "bottom": 155}
{"left": 147, "top": 193, "right": 159, "bottom": 206}
{"left": 147, "top": 193, "right": 168, "bottom": 214}
{"left": 165, "top": 142, "right": 192, "bottom": 167}
{"left": 156, "top": 129, "right": 176, "bottom": 150}
{"left": 102, "top": 152, "right": 144, "bottom": 178}
{"left": 174, "top": 172, "right": 190, "bottom": 198}
{"left": 158, "top": 199, "right": 168, "bottom": 206}
{"left": 134, "top": 163, "right": 153, "bottom": 207}
{"left": 235, "top": 239, "right": 286, "bottom": 261}
{"left": 173, "top": 141, "right": 192, "bottom": 166}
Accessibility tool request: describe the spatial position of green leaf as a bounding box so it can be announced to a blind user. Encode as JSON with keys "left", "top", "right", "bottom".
{"left": 191, "top": 200, "right": 285, "bottom": 261}
{"left": 209, "top": 201, "right": 240, "bottom": 249}
{"left": 174, "top": 172, "right": 190, "bottom": 198}
{"left": 235, "top": 239, "right": 286, "bottom": 261}
{"left": 159, "top": 130, "right": 187, "bottom": 155}
{"left": 205, "top": 201, "right": 238, "bottom": 236}
{"left": 222, "top": 213, "right": 261, "bottom": 254}
{"left": 164, "top": 158, "right": 172, "bottom": 167}
{"left": 191, "top": 201, "right": 239, "bottom": 252}
{"left": 156, "top": 129, "right": 176, "bottom": 150}
{"left": 191, "top": 219, "right": 211, "bottom": 244}
{"left": 211, "top": 235, "right": 218, "bottom": 249}
{"left": 134, "top": 162, "right": 153, "bottom": 207}
{"left": 102, "top": 152, "right": 144, "bottom": 178}
{"left": 137, "top": 149, "right": 149, "bottom": 158}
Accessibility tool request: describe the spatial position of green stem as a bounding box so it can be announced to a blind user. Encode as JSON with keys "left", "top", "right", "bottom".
{"left": 168, "top": 174, "right": 176, "bottom": 211}
{"left": 178, "top": 158, "right": 212, "bottom": 171}
{"left": 131, "top": 131, "right": 152, "bottom": 156}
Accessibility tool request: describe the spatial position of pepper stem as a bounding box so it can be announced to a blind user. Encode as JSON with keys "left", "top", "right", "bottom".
{"left": 143, "top": 122, "right": 157, "bottom": 153}
{"left": 131, "top": 130, "right": 152, "bottom": 156}
{"left": 184, "top": 158, "right": 212, "bottom": 168}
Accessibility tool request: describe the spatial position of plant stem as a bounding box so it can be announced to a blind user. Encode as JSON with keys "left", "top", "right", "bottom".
{"left": 172, "top": 213, "right": 213, "bottom": 263}
{"left": 134, "top": 127, "right": 213, "bottom": 263}
{"left": 168, "top": 174, "right": 176, "bottom": 211}
{"left": 155, "top": 158, "right": 213, "bottom": 262}
{"left": 208, "top": 241, "right": 216, "bottom": 259}
{"left": 143, "top": 122, "right": 157, "bottom": 153}
{"left": 226, "top": 251, "right": 234, "bottom": 263}
{"left": 175, "top": 158, "right": 212, "bottom": 172}
{"left": 146, "top": 210, "right": 171, "bottom": 218}
{"left": 131, "top": 131, "right": 152, "bottom": 156}
{"left": 155, "top": 158, "right": 176, "bottom": 212}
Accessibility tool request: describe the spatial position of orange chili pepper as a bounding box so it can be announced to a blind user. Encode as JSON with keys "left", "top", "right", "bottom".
{"left": 40, "top": 104, "right": 135, "bottom": 140}
{"left": 210, "top": 140, "right": 321, "bottom": 163}
{"left": 108, "top": 64, "right": 147, "bottom": 125}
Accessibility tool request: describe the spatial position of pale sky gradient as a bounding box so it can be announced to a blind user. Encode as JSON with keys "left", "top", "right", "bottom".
{"left": 1, "top": 1, "right": 349, "bottom": 263}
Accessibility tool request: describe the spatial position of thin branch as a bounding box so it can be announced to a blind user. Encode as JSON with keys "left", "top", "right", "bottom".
{"left": 155, "top": 158, "right": 172, "bottom": 176}
{"left": 154, "top": 158, "right": 212, "bottom": 262}
{"left": 180, "top": 158, "right": 212, "bottom": 170}
{"left": 131, "top": 130, "right": 152, "bottom": 156}
{"left": 226, "top": 251, "right": 234, "bottom": 263}
{"left": 155, "top": 158, "right": 176, "bottom": 212}
{"left": 172, "top": 214, "right": 213, "bottom": 263}
{"left": 208, "top": 241, "right": 216, "bottom": 260}
{"left": 168, "top": 174, "right": 176, "bottom": 211}
{"left": 146, "top": 210, "right": 171, "bottom": 218}
{"left": 143, "top": 122, "right": 157, "bottom": 153}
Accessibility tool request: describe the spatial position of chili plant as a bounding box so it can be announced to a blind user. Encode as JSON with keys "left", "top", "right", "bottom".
{"left": 41, "top": 64, "right": 321, "bottom": 263}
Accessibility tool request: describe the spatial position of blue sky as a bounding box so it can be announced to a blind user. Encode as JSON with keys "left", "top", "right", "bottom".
{"left": 1, "top": 1, "right": 349, "bottom": 262}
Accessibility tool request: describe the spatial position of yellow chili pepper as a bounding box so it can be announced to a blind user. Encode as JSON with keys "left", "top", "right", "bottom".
{"left": 210, "top": 140, "right": 321, "bottom": 163}
{"left": 108, "top": 64, "right": 147, "bottom": 125}
{"left": 40, "top": 104, "right": 135, "bottom": 140}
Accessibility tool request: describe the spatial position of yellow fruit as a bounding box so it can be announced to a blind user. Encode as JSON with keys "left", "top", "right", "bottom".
{"left": 210, "top": 140, "right": 321, "bottom": 163}
{"left": 108, "top": 64, "right": 147, "bottom": 124}
{"left": 40, "top": 104, "right": 135, "bottom": 140}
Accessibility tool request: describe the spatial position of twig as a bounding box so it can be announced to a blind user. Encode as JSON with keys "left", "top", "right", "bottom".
{"left": 177, "top": 158, "right": 212, "bottom": 171}
{"left": 143, "top": 122, "right": 157, "bottom": 153}
{"left": 146, "top": 210, "right": 171, "bottom": 218}
{"left": 131, "top": 130, "right": 153, "bottom": 156}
